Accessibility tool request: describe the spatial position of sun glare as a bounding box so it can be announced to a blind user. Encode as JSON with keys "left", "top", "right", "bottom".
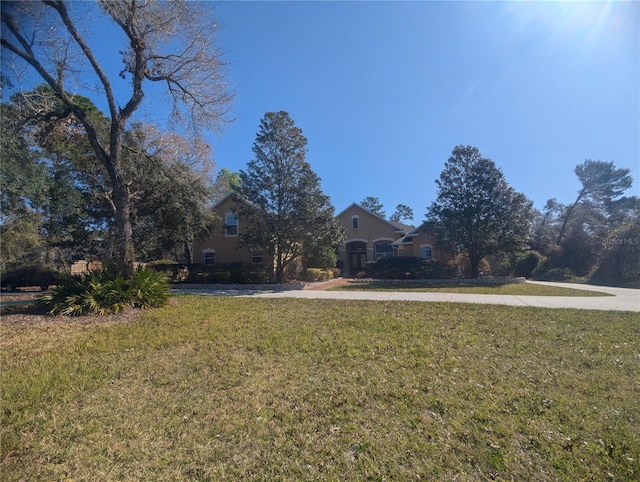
{"left": 505, "top": 1, "right": 637, "bottom": 57}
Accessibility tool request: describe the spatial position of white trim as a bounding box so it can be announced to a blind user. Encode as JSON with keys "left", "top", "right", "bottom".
{"left": 202, "top": 249, "right": 216, "bottom": 265}
{"left": 225, "top": 211, "right": 238, "bottom": 237}
{"left": 372, "top": 237, "right": 395, "bottom": 244}
{"left": 345, "top": 238, "right": 368, "bottom": 244}
{"left": 420, "top": 244, "right": 433, "bottom": 260}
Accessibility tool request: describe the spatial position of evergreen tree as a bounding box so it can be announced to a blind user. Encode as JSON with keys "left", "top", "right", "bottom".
{"left": 360, "top": 196, "right": 386, "bottom": 218}
{"left": 240, "top": 111, "right": 344, "bottom": 283}
{"left": 426, "top": 145, "right": 534, "bottom": 278}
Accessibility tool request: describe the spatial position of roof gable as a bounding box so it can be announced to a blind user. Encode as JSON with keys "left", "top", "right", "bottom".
{"left": 337, "top": 202, "right": 414, "bottom": 233}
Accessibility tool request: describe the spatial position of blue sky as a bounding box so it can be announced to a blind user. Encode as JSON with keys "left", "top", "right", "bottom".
{"left": 205, "top": 1, "right": 639, "bottom": 220}
{"left": 7, "top": 1, "right": 639, "bottom": 222}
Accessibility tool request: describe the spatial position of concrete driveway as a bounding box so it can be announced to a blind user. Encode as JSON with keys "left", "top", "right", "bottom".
{"left": 173, "top": 281, "right": 640, "bottom": 312}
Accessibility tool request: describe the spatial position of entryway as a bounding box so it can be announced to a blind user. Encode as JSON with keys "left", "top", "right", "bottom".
{"left": 347, "top": 241, "right": 367, "bottom": 276}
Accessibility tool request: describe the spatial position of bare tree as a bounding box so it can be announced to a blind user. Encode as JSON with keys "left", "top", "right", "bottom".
{"left": 1, "top": 0, "right": 233, "bottom": 276}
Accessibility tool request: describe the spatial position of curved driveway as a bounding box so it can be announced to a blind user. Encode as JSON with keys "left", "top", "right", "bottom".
{"left": 173, "top": 281, "right": 640, "bottom": 312}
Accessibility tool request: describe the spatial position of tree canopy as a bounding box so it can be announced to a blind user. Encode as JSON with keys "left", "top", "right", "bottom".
{"left": 1, "top": 0, "right": 233, "bottom": 277}
{"left": 556, "top": 160, "right": 633, "bottom": 244}
{"left": 240, "top": 111, "right": 344, "bottom": 283}
{"left": 426, "top": 145, "right": 534, "bottom": 278}
{"left": 390, "top": 204, "right": 414, "bottom": 224}
{"left": 360, "top": 196, "right": 386, "bottom": 218}
{"left": 1, "top": 89, "right": 219, "bottom": 270}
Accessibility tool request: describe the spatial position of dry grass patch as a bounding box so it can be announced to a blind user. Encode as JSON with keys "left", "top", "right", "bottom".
{"left": 2, "top": 297, "right": 638, "bottom": 481}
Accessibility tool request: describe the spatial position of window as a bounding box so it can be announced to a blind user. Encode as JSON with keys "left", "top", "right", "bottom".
{"left": 225, "top": 212, "right": 238, "bottom": 236}
{"left": 375, "top": 242, "right": 394, "bottom": 258}
{"left": 251, "top": 249, "right": 263, "bottom": 264}
{"left": 203, "top": 250, "right": 215, "bottom": 266}
{"left": 352, "top": 216, "right": 359, "bottom": 229}
{"left": 420, "top": 245, "right": 433, "bottom": 260}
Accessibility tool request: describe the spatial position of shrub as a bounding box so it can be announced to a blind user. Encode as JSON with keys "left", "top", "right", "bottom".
{"left": 128, "top": 267, "right": 169, "bottom": 309}
{"left": 212, "top": 271, "right": 231, "bottom": 283}
{"left": 539, "top": 267, "right": 575, "bottom": 282}
{"left": 417, "top": 259, "right": 454, "bottom": 279}
{"left": 248, "top": 270, "right": 270, "bottom": 284}
{"left": 39, "top": 268, "right": 168, "bottom": 316}
{"left": 40, "top": 270, "right": 129, "bottom": 316}
{"left": 303, "top": 268, "right": 334, "bottom": 282}
{"left": 509, "top": 251, "right": 545, "bottom": 278}
{"left": 230, "top": 269, "right": 251, "bottom": 284}
{"left": 589, "top": 220, "right": 640, "bottom": 287}
{"left": 1, "top": 265, "right": 68, "bottom": 292}
{"left": 369, "top": 257, "right": 453, "bottom": 279}
{"left": 145, "top": 259, "right": 186, "bottom": 282}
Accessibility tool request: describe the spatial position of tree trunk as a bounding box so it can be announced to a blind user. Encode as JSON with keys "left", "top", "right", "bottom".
{"left": 184, "top": 241, "right": 193, "bottom": 268}
{"left": 275, "top": 249, "right": 284, "bottom": 284}
{"left": 556, "top": 189, "right": 585, "bottom": 245}
{"left": 112, "top": 181, "right": 135, "bottom": 278}
{"left": 469, "top": 251, "right": 481, "bottom": 279}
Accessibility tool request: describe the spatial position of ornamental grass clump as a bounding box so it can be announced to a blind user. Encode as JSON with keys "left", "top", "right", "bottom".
{"left": 39, "top": 267, "right": 168, "bottom": 316}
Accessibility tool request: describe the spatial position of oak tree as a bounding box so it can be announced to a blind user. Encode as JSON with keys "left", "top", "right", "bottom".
{"left": 1, "top": 0, "right": 232, "bottom": 276}
{"left": 426, "top": 145, "right": 534, "bottom": 278}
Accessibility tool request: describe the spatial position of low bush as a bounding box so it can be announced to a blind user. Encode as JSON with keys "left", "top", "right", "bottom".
{"left": 538, "top": 267, "right": 576, "bottom": 282}
{"left": 128, "top": 266, "right": 170, "bottom": 309}
{"left": 303, "top": 268, "right": 334, "bottom": 282}
{"left": 509, "top": 250, "right": 546, "bottom": 278}
{"left": 145, "top": 260, "right": 186, "bottom": 282}
{"left": 248, "top": 270, "right": 270, "bottom": 284}
{"left": 589, "top": 220, "right": 640, "bottom": 287}
{"left": 369, "top": 257, "right": 454, "bottom": 279}
{"left": 1, "top": 265, "right": 69, "bottom": 292}
{"left": 183, "top": 265, "right": 271, "bottom": 284}
{"left": 211, "top": 271, "right": 231, "bottom": 283}
{"left": 39, "top": 267, "right": 169, "bottom": 316}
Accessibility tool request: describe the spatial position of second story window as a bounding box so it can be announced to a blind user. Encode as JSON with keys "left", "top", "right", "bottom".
{"left": 352, "top": 216, "right": 359, "bottom": 229}
{"left": 225, "top": 212, "right": 238, "bottom": 237}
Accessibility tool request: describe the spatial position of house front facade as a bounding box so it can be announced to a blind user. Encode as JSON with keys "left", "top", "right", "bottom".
{"left": 194, "top": 196, "right": 454, "bottom": 279}
{"left": 192, "top": 193, "right": 269, "bottom": 269}
{"left": 391, "top": 222, "right": 454, "bottom": 263}
{"left": 336, "top": 203, "right": 454, "bottom": 276}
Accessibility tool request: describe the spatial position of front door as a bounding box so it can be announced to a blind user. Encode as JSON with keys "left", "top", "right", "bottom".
{"left": 348, "top": 242, "right": 367, "bottom": 275}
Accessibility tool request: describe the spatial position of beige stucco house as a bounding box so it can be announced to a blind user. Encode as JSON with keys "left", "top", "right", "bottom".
{"left": 336, "top": 203, "right": 454, "bottom": 276}
{"left": 194, "top": 196, "right": 453, "bottom": 278}
{"left": 192, "top": 193, "right": 269, "bottom": 269}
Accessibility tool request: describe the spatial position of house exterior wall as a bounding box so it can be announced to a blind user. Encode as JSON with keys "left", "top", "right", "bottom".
{"left": 193, "top": 195, "right": 266, "bottom": 267}
{"left": 336, "top": 204, "right": 455, "bottom": 276}
{"left": 396, "top": 232, "right": 454, "bottom": 263}
{"left": 336, "top": 204, "right": 407, "bottom": 276}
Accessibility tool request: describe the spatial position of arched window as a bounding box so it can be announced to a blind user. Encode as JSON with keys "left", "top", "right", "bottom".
{"left": 351, "top": 215, "right": 359, "bottom": 229}
{"left": 375, "top": 241, "right": 394, "bottom": 258}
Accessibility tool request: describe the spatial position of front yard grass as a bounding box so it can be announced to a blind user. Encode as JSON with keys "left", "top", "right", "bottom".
{"left": 2, "top": 297, "right": 638, "bottom": 481}
{"left": 330, "top": 281, "right": 611, "bottom": 296}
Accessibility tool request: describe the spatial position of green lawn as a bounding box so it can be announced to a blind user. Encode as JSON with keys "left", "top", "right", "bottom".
{"left": 2, "top": 297, "right": 639, "bottom": 481}
{"left": 330, "top": 281, "right": 611, "bottom": 296}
